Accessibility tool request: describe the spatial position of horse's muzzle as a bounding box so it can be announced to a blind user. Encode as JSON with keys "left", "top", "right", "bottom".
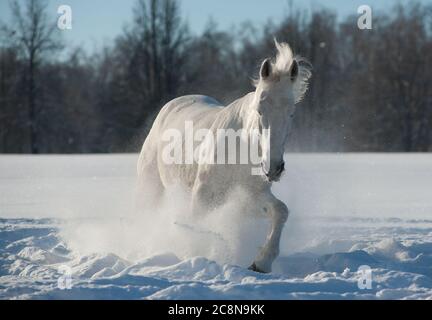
{"left": 262, "top": 161, "right": 285, "bottom": 182}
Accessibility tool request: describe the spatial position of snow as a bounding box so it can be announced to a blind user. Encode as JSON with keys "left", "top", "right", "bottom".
{"left": 1, "top": 153, "right": 432, "bottom": 299}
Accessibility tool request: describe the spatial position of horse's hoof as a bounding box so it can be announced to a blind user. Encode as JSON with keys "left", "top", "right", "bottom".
{"left": 248, "top": 262, "right": 269, "bottom": 273}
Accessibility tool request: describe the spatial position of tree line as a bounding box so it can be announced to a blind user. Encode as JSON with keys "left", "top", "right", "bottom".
{"left": 0, "top": 0, "right": 431, "bottom": 153}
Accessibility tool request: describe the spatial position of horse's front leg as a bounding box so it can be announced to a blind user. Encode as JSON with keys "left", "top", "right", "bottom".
{"left": 249, "top": 193, "right": 289, "bottom": 273}
{"left": 191, "top": 170, "right": 216, "bottom": 216}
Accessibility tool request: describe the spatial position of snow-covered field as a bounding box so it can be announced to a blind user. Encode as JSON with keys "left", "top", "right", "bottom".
{"left": 1, "top": 153, "right": 432, "bottom": 299}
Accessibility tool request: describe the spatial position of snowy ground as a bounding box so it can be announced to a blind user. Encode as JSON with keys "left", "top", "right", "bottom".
{"left": 1, "top": 153, "right": 432, "bottom": 300}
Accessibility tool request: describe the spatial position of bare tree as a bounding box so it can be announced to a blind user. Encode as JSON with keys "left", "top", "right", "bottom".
{"left": 98, "top": 0, "right": 188, "bottom": 151}
{"left": 0, "top": 25, "right": 24, "bottom": 152}
{"left": 344, "top": 3, "right": 432, "bottom": 151}
{"left": 132, "top": 0, "right": 188, "bottom": 108}
{"left": 8, "top": 0, "right": 61, "bottom": 153}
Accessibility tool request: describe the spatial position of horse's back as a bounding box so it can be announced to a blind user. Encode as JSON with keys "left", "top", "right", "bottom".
{"left": 142, "top": 94, "right": 222, "bottom": 146}
{"left": 157, "top": 95, "right": 223, "bottom": 130}
{"left": 172, "top": 95, "right": 222, "bottom": 108}
{"left": 138, "top": 95, "right": 223, "bottom": 187}
{"left": 171, "top": 95, "right": 222, "bottom": 108}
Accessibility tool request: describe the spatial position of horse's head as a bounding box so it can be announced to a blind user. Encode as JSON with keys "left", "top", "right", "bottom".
{"left": 254, "top": 40, "right": 311, "bottom": 182}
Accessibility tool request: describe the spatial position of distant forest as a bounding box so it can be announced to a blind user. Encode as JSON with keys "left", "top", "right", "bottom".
{"left": 1, "top": 0, "right": 431, "bottom": 153}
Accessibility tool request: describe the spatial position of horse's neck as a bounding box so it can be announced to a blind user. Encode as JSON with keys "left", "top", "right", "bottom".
{"left": 223, "top": 92, "right": 258, "bottom": 130}
{"left": 218, "top": 91, "right": 264, "bottom": 159}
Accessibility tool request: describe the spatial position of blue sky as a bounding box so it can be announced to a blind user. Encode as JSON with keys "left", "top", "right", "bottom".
{"left": 1, "top": 0, "right": 430, "bottom": 54}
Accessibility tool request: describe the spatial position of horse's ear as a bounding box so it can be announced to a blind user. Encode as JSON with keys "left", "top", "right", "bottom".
{"left": 290, "top": 60, "right": 298, "bottom": 81}
{"left": 260, "top": 58, "right": 272, "bottom": 80}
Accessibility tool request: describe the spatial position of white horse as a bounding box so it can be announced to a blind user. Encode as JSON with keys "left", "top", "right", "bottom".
{"left": 137, "top": 40, "right": 311, "bottom": 273}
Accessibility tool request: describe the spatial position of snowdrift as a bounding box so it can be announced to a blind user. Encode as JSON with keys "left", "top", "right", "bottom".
{"left": 1, "top": 154, "right": 432, "bottom": 299}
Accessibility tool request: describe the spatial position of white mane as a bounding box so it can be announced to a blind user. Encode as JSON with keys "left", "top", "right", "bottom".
{"left": 292, "top": 55, "right": 312, "bottom": 103}
{"left": 273, "top": 40, "right": 295, "bottom": 76}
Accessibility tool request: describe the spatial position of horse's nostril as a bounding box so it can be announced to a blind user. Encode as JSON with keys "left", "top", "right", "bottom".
{"left": 275, "top": 162, "right": 285, "bottom": 174}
